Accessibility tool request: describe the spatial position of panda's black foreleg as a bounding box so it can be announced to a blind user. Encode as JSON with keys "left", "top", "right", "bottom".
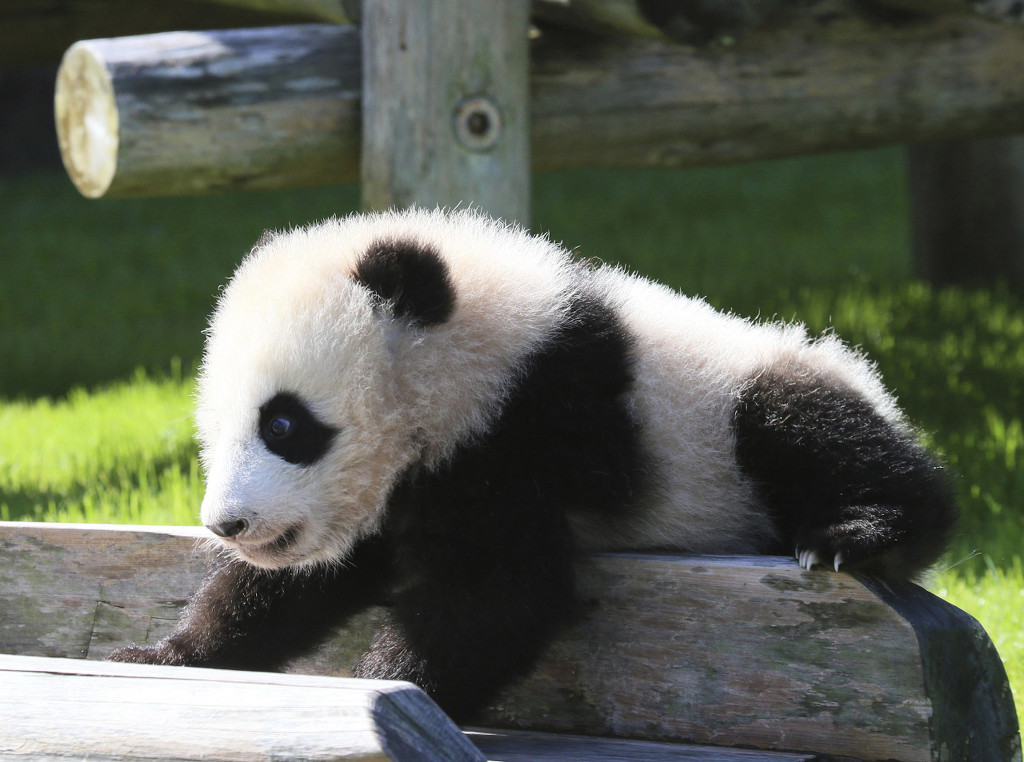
{"left": 109, "top": 536, "right": 391, "bottom": 669}
{"left": 353, "top": 569, "right": 575, "bottom": 722}
{"left": 352, "top": 497, "right": 579, "bottom": 722}
{"left": 733, "top": 370, "right": 957, "bottom": 580}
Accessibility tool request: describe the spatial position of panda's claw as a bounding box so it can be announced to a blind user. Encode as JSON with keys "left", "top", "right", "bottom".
{"left": 797, "top": 548, "right": 822, "bottom": 571}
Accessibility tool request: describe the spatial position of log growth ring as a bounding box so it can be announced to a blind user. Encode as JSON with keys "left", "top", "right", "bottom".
{"left": 55, "top": 42, "right": 119, "bottom": 199}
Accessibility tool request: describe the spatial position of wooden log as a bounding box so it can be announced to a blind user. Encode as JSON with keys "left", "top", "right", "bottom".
{"left": 0, "top": 0, "right": 320, "bottom": 66}
{"left": 209, "top": 0, "right": 351, "bottom": 23}
{"left": 0, "top": 522, "right": 1019, "bottom": 761}
{"left": 189, "top": 0, "right": 1024, "bottom": 38}
{"left": 53, "top": 9, "right": 1024, "bottom": 199}
{"left": 202, "top": 0, "right": 782, "bottom": 43}
{"left": 529, "top": 0, "right": 783, "bottom": 44}
{"left": 465, "top": 728, "right": 821, "bottom": 761}
{"left": 0, "top": 0, "right": 778, "bottom": 68}
{"left": 863, "top": 0, "right": 1024, "bottom": 22}
{"left": 360, "top": 0, "right": 531, "bottom": 223}
{"left": 54, "top": 24, "right": 362, "bottom": 199}
{"left": 0, "top": 653, "right": 833, "bottom": 762}
{"left": 906, "top": 136, "right": 1024, "bottom": 290}
{"left": 0, "top": 654, "right": 483, "bottom": 762}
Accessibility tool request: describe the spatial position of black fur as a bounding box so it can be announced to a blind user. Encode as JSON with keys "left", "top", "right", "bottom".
{"left": 732, "top": 371, "right": 956, "bottom": 579}
{"left": 258, "top": 392, "right": 338, "bottom": 467}
{"left": 353, "top": 238, "right": 456, "bottom": 326}
{"left": 110, "top": 536, "right": 392, "bottom": 670}
{"left": 110, "top": 291, "right": 644, "bottom": 721}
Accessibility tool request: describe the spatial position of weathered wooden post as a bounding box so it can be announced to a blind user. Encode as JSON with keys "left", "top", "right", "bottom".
{"left": 907, "top": 136, "right": 1024, "bottom": 291}
{"left": 359, "top": 0, "right": 531, "bottom": 224}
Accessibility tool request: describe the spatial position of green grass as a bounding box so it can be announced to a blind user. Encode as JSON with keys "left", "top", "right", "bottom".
{"left": 1, "top": 149, "right": 1021, "bottom": 730}
{"left": 0, "top": 174, "right": 361, "bottom": 398}
{"left": 0, "top": 367, "right": 200, "bottom": 525}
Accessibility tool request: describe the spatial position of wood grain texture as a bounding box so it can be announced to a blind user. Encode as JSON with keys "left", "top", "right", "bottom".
{"left": 0, "top": 0, "right": 319, "bottom": 66}
{"left": 0, "top": 523, "right": 1019, "bottom": 761}
{"left": 55, "top": 24, "right": 362, "bottom": 198}
{"left": 0, "top": 523, "right": 210, "bottom": 660}
{"left": 0, "top": 654, "right": 484, "bottom": 762}
{"left": 483, "top": 554, "right": 934, "bottom": 760}
{"left": 360, "top": 0, "right": 531, "bottom": 223}
{"left": 528, "top": 8, "right": 1024, "bottom": 173}
{"left": 467, "top": 728, "right": 820, "bottom": 761}
{"left": 52, "top": 6, "right": 1024, "bottom": 199}
{"left": 860, "top": 575, "right": 1024, "bottom": 762}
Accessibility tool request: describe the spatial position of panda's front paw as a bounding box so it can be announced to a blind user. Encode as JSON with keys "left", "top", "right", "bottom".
{"left": 108, "top": 642, "right": 191, "bottom": 666}
{"left": 795, "top": 546, "right": 844, "bottom": 572}
{"left": 794, "top": 514, "right": 900, "bottom": 574}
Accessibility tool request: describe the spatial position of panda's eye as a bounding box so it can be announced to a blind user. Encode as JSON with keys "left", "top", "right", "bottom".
{"left": 258, "top": 393, "right": 338, "bottom": 466}
{"left": 265, "top": 415, "right": 294, "bottom": 440}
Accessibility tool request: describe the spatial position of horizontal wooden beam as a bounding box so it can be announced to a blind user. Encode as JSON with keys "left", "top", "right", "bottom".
{"left": 0, "top": 522, "right": 1018, "bottom": 760}
{"left": 865, "top": 0, "right": 1024, "bottom": 22}
{"left": 0, "top": 0, "right": 320, "bottom": 66}
{"left": 200, "top": 0, "right": 781, "bottom": 42}
{"left": 54, "top": 7, "right": 1024, "bottom": 198}
{"left": 0, "top": 653, "right": 835, "bottom": 761}
{"left": 0, "top": 653, "right": 483, "bottom": 761}
{"left": 193, "top": 0, "right": 1024, "bottom": 35}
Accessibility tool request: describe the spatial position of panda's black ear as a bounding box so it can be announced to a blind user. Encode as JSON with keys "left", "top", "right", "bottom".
{"left": 354, "top": 238, "right": 456, "bottom": 326}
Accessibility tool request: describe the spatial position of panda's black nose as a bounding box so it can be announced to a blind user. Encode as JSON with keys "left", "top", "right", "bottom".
{"left": 208, "top": 518, "right": 249, "bottom": 538}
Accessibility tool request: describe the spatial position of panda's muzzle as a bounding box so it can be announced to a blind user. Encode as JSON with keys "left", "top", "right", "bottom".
{"left": 206, "top": 519, "right": 304, "bottom": 560}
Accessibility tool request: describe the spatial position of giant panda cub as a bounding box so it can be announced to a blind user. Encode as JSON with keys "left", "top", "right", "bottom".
{"left": 112, "top": 208, "right": 956, "bottom": 720}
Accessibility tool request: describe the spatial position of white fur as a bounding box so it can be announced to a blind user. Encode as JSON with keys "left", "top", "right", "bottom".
{"left": 196, "top": 208, "right": 902, "bottom": 568}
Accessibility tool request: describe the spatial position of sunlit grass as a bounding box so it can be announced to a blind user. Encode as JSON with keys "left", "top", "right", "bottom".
{"left": 0, "top": 368, "right": 201, "bottom": 525}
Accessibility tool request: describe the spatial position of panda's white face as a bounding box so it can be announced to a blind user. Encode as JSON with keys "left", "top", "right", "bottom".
{"left": 195, "top": 227, "right": 424, "bottom": 570}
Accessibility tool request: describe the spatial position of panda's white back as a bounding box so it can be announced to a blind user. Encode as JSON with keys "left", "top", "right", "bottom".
{"left": 579, "top": 264, "right": 905, "bottom": 553}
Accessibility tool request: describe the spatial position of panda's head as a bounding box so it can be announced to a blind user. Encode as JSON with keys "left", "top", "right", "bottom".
{"left": 196, "top": 209, "right": 574, "bottom": 570}
{"left": 196, "top": 212, "right": 464, "bottom": 569}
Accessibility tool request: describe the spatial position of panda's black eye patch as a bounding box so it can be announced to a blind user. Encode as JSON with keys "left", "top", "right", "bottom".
{"left": 258, "top": 393, "right": 338, "bottom": 466}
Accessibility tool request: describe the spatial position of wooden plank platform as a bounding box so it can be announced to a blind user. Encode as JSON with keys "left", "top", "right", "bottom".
{"left": 467, "top": 729, "right": 822, "bottom": 761}
{"left": 0, "top": 653, "right": 482, "bottom": 761}
{"left": 0, "top": 654, "right": 825, "bottom": 762}
{"left": 0, "top": 522, "right": 1019, "bottom": 761}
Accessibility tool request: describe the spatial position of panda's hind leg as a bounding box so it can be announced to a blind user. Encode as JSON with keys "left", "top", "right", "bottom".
{"left": 733, "top": 370, "right": 956, "bottom": 580}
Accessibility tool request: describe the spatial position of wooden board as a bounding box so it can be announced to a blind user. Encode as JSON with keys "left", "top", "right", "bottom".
{"left": 467, "top": 729, "right": 820, "bottom": 761}
{"left": 0, "top": 523, "right": 210, "bottom": 660}
{"left": 52, "top": 7, "right": 1024, "bottom": 198}
{"left": 0, "top": 522, "right": 1019, "bottom": 761}
{"left": 0, "top": 653, "right": 483, "bottom": 761}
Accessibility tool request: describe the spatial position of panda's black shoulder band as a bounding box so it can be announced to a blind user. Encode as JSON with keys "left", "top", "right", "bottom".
{"left": 354, "top": 238, "right": 456, "bottom": 327}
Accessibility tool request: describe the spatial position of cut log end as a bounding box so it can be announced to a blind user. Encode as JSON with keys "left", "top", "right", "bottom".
{"left": 55, "top": 42, "right": 119, "bottom": 199}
